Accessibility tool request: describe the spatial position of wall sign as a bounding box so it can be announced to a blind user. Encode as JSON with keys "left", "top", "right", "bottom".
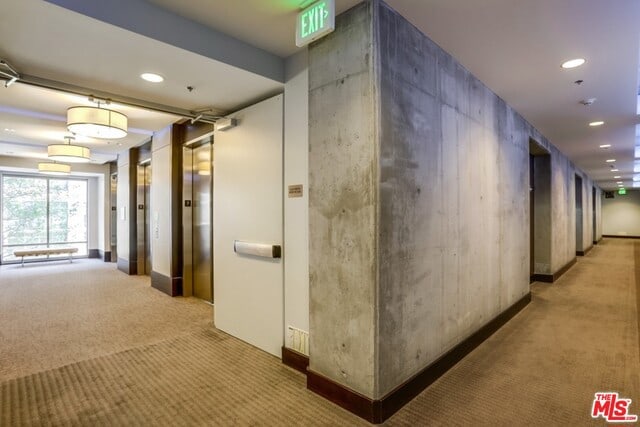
{"left": 618, "top": 188, "right": 627, "bottom": 195}
{"left": 296, "top": 0, "right": 335, "bottom": 47}
{"left": 288, "top": 184, "right": 304, "bottom": 198}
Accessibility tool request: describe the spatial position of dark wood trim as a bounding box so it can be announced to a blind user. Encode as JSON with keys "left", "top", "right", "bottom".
{"left": 282, "top": 347, "right": 309, "bottom": 375}
{"left": 602, "top": 235, "right": 640, "bottom": 239}
{"left": 307, "top": 292, "right": 532, "bottom": 424}
{"left": 577, "top": 245, "right": 593, "bottom": 257}
{"left": 117, "top": 257, "right": 137, "bottom": 275}
{"left": 128, "top": 148, "right": 139, "bottom": 270}
{"left": 151, "top": 270, "right": 182, "bottom": 297}
{"left": 531, "top": 257, "right": 576, "bottom": 283}
{"left": 102, "top": 251, "right": 112, "bottom": 263}
{"left": 171, "top": 124, "right": 184, "bottom": 294}
{"left": 307, "top": 370, "right": 379, "bottom": 422}
{"left": 531, "top": 273, "right": 553, "bottom": 283}
{"left": 183, "top": 120, "right": 214, "bottom": 144}
{"left": 555, "top": 257, "right": 576, "bottom": 280}
{"left": 88, "top": 249, "right": 100, "bottom": 259}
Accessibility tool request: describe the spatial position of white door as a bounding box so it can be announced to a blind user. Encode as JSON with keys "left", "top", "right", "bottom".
{"left": 214, "top": 94, "right": 284, "bottom": 357}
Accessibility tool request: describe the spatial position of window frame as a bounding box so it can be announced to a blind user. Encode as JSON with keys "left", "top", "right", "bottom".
{"left": 0, "top": 172, "right": 89, "bottom": 264}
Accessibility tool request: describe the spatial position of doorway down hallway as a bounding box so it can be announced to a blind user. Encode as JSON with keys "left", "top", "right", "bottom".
{"left": 1, "top": 240, "right": 639, "bottom": 425}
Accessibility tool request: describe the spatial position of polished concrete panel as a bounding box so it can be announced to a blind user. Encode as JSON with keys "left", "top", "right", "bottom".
{"left": 308, "top": 0, "right": 603, "bottom": 400}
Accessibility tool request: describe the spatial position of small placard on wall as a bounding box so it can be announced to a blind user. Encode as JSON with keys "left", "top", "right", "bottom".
{"left": 288, "top": 184, "right": 303, "bottom": 198}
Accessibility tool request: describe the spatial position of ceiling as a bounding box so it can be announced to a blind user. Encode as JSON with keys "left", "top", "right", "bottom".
{"left": 0, "top": 0, "right": 639, "bottom": 190}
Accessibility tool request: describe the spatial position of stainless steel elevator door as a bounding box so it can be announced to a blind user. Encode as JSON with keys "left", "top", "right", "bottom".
{"left": 192, "top": 143, "right": 213, "bottom": 302}
{"left": 136, "top": 163, "right": 152, "bottom": 275}
{"left": 144, "top": 164, "right": 152, "bottom": 275}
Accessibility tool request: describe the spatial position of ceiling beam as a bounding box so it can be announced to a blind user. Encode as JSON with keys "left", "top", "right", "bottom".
{"left": 44, "top": 0, "right": 285, "bottom": 83}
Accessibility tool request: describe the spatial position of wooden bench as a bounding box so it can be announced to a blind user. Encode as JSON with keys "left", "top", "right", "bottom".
{"left": 13, "top": 247, "right": 79, "bottom": 267}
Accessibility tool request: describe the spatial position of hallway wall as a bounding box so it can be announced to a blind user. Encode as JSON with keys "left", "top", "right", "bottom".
{"left": 308, "top": 0, "right": 602, "bottom": 401}
{"left": 150, "top": 126, "right": 173, "bottom": 278}
{"left": 283, "top": 49, "right": 310, "bottom": 353}
{"left": 602, "top": 189, "right": 640, "bottom": 237}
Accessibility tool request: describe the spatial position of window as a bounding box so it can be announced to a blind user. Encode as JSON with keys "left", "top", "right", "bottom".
{"left": 1, "top": 175, "right": 88, "bottom": 263}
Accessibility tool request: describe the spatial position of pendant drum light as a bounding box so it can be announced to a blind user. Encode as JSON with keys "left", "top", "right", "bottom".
{"left": 67, "top": 104, "right": 127, "bottom": 139}
{"left": 48, "top": 136, "right": 91, "bottom": 163}
{"left": 38, "top": 162, "right": 71, "bottom": 175}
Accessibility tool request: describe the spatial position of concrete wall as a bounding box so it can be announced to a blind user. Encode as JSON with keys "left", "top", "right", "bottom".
{"left": 577, "top": 173, "right": 597, "bottom": 249}
{"left": 151, "top": 126, "right": 173, "bottom": 277}
{"left": 309, "top": 0, "right": 602, "bottom": 400}
{"left": 376, "top": 1, "right": 532, "bottom": 397}
{"left": 284, "top": 49, "right": 311, "bottom": 353}
{"left": 309, "top": 1, "right": 378, "bottom": 396}
{"left": 549, "top": 146, "right": 577, "bottom": 272}
{"left": 533, "top": 154, "right": 552, "bottom": 273}
{"left": 595, "top": 186, "right": 603, "bottom": 241}
{"left": 602, "top": 190, "right": 640, "bottom": 237}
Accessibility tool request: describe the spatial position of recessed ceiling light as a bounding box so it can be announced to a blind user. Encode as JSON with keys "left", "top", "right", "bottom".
{"left": 561, "top": 58, "right": 586, "bottom": 69}
{"left": 141, "top": 73, "right": 164, "bottom": 83}
{"left": 599, "top": 144, "right": 611, "bottom": 148}
{"left": 617, "top": 181, "right": 623, "bottom": 184}
{"left": 589, "top": 121, "right": 604, "bottom": 127}
{"left": 4, "top": 128, "right": 15, "bottom": 132}
{"left": 614, "top": 176, "right": 621, "bottom": 178}
{"left": 606, "top": 159, "right": 616, "bottom": 163}
{"left": 612, "top": 169, "right": 619, "bottom": 172}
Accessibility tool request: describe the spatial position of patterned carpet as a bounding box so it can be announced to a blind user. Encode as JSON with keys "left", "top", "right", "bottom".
{"left": 0, "top": 240, "right": 638, "bottom": 426}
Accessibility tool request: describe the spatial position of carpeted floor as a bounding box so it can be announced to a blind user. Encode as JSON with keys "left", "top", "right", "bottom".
{"left": 0, "top": 259, "right": 212, "bottom": 382}
{"left": 0, "top": 240, "right": 638, "bottom": 426}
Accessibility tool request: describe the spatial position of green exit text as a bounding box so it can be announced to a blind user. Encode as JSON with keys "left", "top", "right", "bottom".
{"left": 300, "top": 2, "right": 329, "bottom": 38}
{"left": 296, "top": 0, "right": 335, "bottom": 47}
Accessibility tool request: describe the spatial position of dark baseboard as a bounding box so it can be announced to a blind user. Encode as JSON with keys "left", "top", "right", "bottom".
{"left": 531, "top": 257, "right": 576, "bottom": 283}
{"left": 602, "top": 235, "right": 640, "bottom": 239}
{"left": 282, "top": 347, "right": 309, "bottom": 375}
{"left": 531, "top": 273, "right": 553, "bottom": 283}
{"left": 577, "top": 245, "right": 593, "bottom": 257}
{"left": 151, "top": 270, "right": 183, "bottom": 297}
{"left": 307, "top": 370, "right": 379, "bottom": 422}
{"left": 117, "top": 258, "right": 137, "bottom": 275}
{"left": 593, "top": 237, "right": 603, "bottom": 245}
{"left": 307, "top": 292, "right": 532, "bottom": 424}
{"left": 88, "top": 249, "right": 100, "bottom": 259}
{"left": 102, "top": 251, "right": 112, "bottom": 262}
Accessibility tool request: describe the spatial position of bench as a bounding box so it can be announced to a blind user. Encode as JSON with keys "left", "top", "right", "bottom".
{"left": 13, "top": 247, "right": 79, "bottom": 267}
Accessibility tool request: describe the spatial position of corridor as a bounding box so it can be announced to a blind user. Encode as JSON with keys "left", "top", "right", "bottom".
{"left": 0, "top": 239, "right": 638, "bottom": 425}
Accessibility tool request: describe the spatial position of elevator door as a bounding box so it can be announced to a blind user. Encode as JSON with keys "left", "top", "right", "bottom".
{"left": 144, "top": 165, "right": 152, "bottom": 274}
{"left": 136, "top": 163, "right": 152, "bottom": 275}
{"left": 190, "top": 142, "right": 213, "bottom": 302}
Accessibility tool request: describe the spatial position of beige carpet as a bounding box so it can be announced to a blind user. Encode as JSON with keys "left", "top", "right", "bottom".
{"left": 0, "top": 259, "right": 212, "bottom": 382}
{"left": 1, "top": 240, "right": 639, "bottom": 426}
{"left": 387, "top": 239, "right": 640, "bottom": 426}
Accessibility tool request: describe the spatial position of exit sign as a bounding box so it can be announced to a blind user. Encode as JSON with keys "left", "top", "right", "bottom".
{"left": 619, "top": 188, "right": 627, "bottom": 195}
{"left": 296, "top": 0, "right": 335, "bottom": 47}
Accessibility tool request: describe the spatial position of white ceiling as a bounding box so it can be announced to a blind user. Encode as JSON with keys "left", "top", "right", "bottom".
{"left": 147, "top": 0, "right": 640, "bottom": 190}
{"left": 1, "top": 0, "right": 639, "bottom": 190}
{"left": 0, "top": 0, "right": 284, "bottom": 164}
